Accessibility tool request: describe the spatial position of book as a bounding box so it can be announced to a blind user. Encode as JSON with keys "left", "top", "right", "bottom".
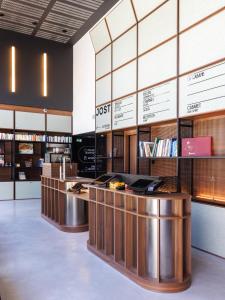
{"left": 0, "top": 155, "right": 4, "bottom": 166}
{"left": 182, "top": 137, "right": 212, "bottom": 157}
{"left": 139, "top": 141, "right": 145, "bottom": 157}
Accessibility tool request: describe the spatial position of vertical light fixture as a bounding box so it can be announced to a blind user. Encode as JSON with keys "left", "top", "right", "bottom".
{"left": 11, "top": 46, "right": 16, "bottom": 93}
{"left": 43, "top": 52, "right": 47, "bottom": 97}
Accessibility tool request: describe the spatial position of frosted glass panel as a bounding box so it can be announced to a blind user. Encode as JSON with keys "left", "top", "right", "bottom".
{"left": 96, "top": 103, "right": 111, "bottom": 132}
{"left": 138, "top": 38, "right": 177, "bottom": 90}
{"left": 132, "top": 0, "right": 165, "bottom": 20}
{"left": 138, "top": 79, "right": 177, "bottom": 125}
{"left": 112, "top": 94, "right": 137, "bottom": 129}
{"left": 47, "top": 115, "right": 72, "bottom": 133}
{"left": 113, "top": 60, "right": 137, "bottom": 100}
{"left": 180, "top": 0, "right": 225, "bottom": 31}
{"left": 96, "top": 45, "right": 111, "bottom": 79}
{"left": 106, "top": 0, "right": 136, "bottom": 40}
{"left": 180, "top": 11, "right": 225, "bottom": 74}
{"left": 0, "top": 110, "right": 14, "bottom": 129}
{"left": 179, "top": 61, "right": 225, "bottom": 117}
{"left": 113, "top": 26, "right": 137, "bottom": 70}
{"left": 16, "top": 111, "right": 45, "bottom": 131}
{"left": 138, "top": 0, "right": 177, "bottom": 55}
{"left": 96, "top": 74, "right": 111, "bottom": 105}
{"left": 90, "top": 20, "right": 111, "bottom": 53}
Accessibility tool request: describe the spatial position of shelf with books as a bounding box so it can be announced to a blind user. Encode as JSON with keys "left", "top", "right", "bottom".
{"left": 137, "top": 123, "right": 178, "bottom": 187}
{"left": 0, "top": 132, "right": 14, "bottom": 182}
{"left": 14, "top": 141, "right": 45, "bottom": 182}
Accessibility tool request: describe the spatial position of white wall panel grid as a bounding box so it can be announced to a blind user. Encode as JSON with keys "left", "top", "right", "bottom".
{"left": 0, "top": 182, "right": 14, "bottom": 200}
{"left": 15, "top": 181, "right": 41, "bottom": 199}
{"left": 106, "top": 0, "right": 136, "bottom": 40}
{"left": 113, "top": 60, "right": 137, "bottom": 100}
{"left": 138, "top": 79, "right": 177, "bottom": 125}
{"left": 180, "top": 10, "right": 225, "bottom": 75}
{"left": 138, "top": 38, "right": 177, "bottom": 90}
{"left": 112, "top": 94, "right": 137, "bottom": 129}
{"left": 96, "top": 74, "right": 111, "bottom": 106}
{"left": 179, "top": 61, "right": 225, "bottom": 117}
{"left": 113, "top": 25, "right": 137, "bottom": 70}
{"left": 96, "top": 103, "right": 111, "bottom": 132}
{"left": 132, "top": 0, "right": 166, "bottom": 21}
{"left": 96, "top": 45, "right": 111, "bottom": 79}
{"left": 180, "top": 0, "right": 225, "bottom": 32}
{"left": 0, "top": 109, "right": 14, "bottom": 129}
{"left": 47, "top": 114, "right": 72, "bottom": 133}
{"left": 15, "top": 111, "right": 45, "bottom": 131}
{"left": 90, "top": 19, "right": 111, "bottom": 53}
{"left": 138, "top": 0, "right": 177, "bottom": 55}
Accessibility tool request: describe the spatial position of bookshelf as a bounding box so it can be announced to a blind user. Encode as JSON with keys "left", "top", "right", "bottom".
{"left": 0, "top": 129, "right": 14, "bottom": 182}
{"left": 0, "top": 107, "right": 73, "bottom": 200}
{"left": 45, "top": 132, "right": 72, "bottom": 163}
{"left": 14, "top": 130, "right": 46, "bottom": 182}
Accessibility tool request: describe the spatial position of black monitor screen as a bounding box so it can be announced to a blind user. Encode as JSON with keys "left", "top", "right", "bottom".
{"left": 131, "top": 179, "right": 153, "bottom": 189}
{"left": 95, "top": 175, "right": 113, "bottom": 183}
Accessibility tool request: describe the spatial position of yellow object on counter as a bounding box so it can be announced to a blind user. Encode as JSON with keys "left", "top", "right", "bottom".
{"left": 109, "top": 181, "right": 125, "bottom": 190}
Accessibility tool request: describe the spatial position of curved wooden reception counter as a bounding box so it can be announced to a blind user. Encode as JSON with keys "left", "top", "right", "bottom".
{"left": 41, "top": 176, "right": 191, "bottom": 292}
{"left": 41, "top": 176, "right": 90, "bottom": 233}
{"left": 87, "top": 187, "right": 191, "bottom": 293}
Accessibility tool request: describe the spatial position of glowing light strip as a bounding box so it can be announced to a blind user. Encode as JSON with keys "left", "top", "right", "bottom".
{"left": 11, "top": 46, "right": 15, "bottom": 93}
{"left": 43, "top": 53, "right": 47, "bottom": 97}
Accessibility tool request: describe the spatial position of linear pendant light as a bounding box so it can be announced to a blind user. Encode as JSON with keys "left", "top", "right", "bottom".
{"left": 43, "top": 52, "right": 47, "bottom": 97}
{"left": 11, "top": 46, "right": 15, "bottom": 93}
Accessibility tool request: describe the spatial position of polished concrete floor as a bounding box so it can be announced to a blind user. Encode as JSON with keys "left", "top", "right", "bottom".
{"left": 0, "top": 199, "right": 225, "bottom": 300}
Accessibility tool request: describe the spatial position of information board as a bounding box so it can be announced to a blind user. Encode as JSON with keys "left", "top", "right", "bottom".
{"left": 96, "top": 103, "right": 111, "bottom": 133}
{"left": 138, "top": 79, "right": 177, "bottom": 124}
{"left": 179, "top": 61, "right": 225, "bottom": 117}
{"left": 112, "top": 95, "right": 137, "bottom": 129}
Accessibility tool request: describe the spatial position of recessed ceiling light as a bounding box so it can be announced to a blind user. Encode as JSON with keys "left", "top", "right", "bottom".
{"left": 32, "top": 21, "right": 38, "bottom": 25}
{"left": 62, "top": 29, "right": 68, "bottom": 33}
{"left": 0, "top": 13, "right": 5, "bottom": 17}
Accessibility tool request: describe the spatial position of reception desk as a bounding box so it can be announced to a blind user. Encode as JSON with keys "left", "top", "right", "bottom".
{"left": 41, "top": 177, "right": 191, "bottom": 292}
{"left": 41, "top": 176, "right": 90, "bottom": 233}
{"left": 87, "top": 186, "right": 191, "bottom": 293}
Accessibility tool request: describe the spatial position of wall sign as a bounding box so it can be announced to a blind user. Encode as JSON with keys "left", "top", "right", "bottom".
{"left": 179, "top": 61, "right": 225, "bottom": 117}
{"left": 112, "top": 95, "right": 137, "bottom": 130}
{"left": 96, "top": 103, "right": 111, "bottom": 133}
{"left": 138, "top": 79, "right": 177, "bottom": 125}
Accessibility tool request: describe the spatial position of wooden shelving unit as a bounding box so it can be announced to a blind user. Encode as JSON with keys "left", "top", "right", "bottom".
{"left": 94, "top": 111, "right": 225, "bottom": 206}
{"left": 87, "top": 186, "right": 191, "bottom": 292}
{"left": 0, "top": 129, "right": 14, "bottom": 182}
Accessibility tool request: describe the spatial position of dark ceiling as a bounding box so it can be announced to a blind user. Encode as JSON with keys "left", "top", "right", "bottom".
{"left": 0, "top": 0, "right": 119, "bottom": 44}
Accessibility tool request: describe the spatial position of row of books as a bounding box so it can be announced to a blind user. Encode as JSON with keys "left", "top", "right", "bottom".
{"left": 15, "top": 134, "right": 46, "bottom": 142}
{"left": 0, "top": 133, "right": 14, "bottom": 140}
{"left": 0, "top": 133, "right": 72, "bottom": 143}
{"left": 139, "top": 138, "right": 177, "bottom": 158}
{"left": 47, "top": 136, "right": 72, "bottom": 143}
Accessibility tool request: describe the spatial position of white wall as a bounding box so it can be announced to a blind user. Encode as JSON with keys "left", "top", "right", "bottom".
{"left": 192, "top": 202, "right": 225, "bottom": 258}
{"left": 73, "top": 33, "right": 95, "bottom": 135}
